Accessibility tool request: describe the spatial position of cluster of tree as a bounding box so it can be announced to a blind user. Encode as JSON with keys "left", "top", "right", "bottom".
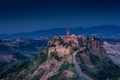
{"left": 50, "top": 52, "right": 62, "bottom": 61}
{"left": 0, "top": 52, "right": 47, "bottom": 80}
{"left": 58, "top": 61, "right": 70, "bottom": 71}
{"left": 0, "top": 39, "right": 48, "bottom": 68}
{"left": 58, "top": 37, "right": 64, "bottom": 45}
{"left": 0, "top": 60, "right": 30, "bottom": 79}
{"left": 30, "top": 75, "right": 40, "bottom": 80}
{"left": 48, "top": 62, "right": 80, "bottom": 80}
{"left": 33, "top": 52, "right": 47, "bottom": 65}
{"left": 77, "top": 53, "right": 120, "bottom": 80}
{"left": 15, "top": 39, "right": 47, "bottom": 51}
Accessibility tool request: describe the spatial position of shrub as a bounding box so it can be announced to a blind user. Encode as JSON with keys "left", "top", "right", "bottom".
{"left": 30, "top": 75, "right": 39, "bottom": 80}
{"left": 59, "top": 61, "right": 70, "bottom": 71}
{"left": 34, "top": 52, "right": 47, "bottom": 64}
{"left": 0, "top": 60, "right": 30, "bottom": 79}
{"left": 51, "top": 52, "right": 61, "bottom": 61}
{"left": 78, "top": 53, "right": 120, "bottom": 80}
{"left": 89, "top": 53, "right": 99, "bottom": 64}
{"left": 72, "top": 47, "right": 79, "bottom": 51}
{"left": 59, "top": 38, "right": 64, "bottom": 44}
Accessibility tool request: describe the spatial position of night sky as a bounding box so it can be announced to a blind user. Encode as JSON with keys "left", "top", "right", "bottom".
{"left": 0, "top": 0, "right": 120, "bottom": 33}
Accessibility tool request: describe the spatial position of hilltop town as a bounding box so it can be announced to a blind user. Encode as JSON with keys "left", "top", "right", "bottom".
{"left": 0, "top": 29, "right": 120, "bottom": 80}
{"left": 48, "top": 29, "right": 102, "bottom": 58}
{"left": 44, "top": 29, "right": 105, "bottom": 80}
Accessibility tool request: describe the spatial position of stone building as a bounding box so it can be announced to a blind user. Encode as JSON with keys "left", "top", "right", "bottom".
{"left": 61, "top": 29, "right": 79, "bottom": 46}
{"left": 88, "top": 38, "right": 101, "bottom": 53}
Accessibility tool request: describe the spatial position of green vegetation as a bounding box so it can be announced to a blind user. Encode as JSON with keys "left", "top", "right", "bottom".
{"left": 0, "top": 39, "right": 48, "bottom": 68}
{"left": 47, "top": 70, "right": 80, "bottom": 80}
{"left": 63, "top": 43, "right": 70, "bottom": 48}
{"left": 49, "top": 63, "right": 55, "bottom": 72}
{"left": 58, "top": 61, "right": 70, "bottom": 71}
{"left": 48, "top": 61, "right": 79, "bottom": 80}
{"left": 34, "top": 52, "right": 47, "bottom": 64}
{"left": 0, "top": 60, "right": 30, "bottom": 79}
{"left": 0, "top": 52, "right": 47, "bottom": 80}
{"left": 89, "top": 53, "right": 99, "bottom": 64}
{"left": 47, "top": 72, "right": 63, "bottom": 80}
{"left": 69, "top": 64, "right": 77, "bottom": 73}
{"left": 58, "top": 37, "right": 64, "bottom": 44}
{"left": 77, "top": 53, "right": 120, "bottom": 80}
{"left": 30, "top": 75, "right": 39, "bottom": 80}
{"left": 50, "top": 52, "right": 62, "bottom": 61}
{"left": 0, "top": 62, "right": 8, "bottom": 68}
{"left": 72, "top": 46, "right": 79, "bottom": 51}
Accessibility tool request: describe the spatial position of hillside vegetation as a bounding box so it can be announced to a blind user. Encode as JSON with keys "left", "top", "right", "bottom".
{"left": 0, "top": 36, "right": 120, "bottom": 80}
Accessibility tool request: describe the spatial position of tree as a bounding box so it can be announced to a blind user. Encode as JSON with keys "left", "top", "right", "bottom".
{"left": 58, "top": 61, "right": 70, "bottom": 71}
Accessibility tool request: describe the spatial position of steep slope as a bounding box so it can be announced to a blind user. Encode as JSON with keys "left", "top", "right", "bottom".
{"left": 0, "top": 51, "right": 79, "bottom": 80}
{"left": 0, "top": 39, "right": 48, "bottom": 68}
{"left": 0, "top": 36, "right": 120, "bottom": 80}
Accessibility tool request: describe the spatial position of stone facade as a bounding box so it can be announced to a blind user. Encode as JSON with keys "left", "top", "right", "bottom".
{"left": 47, "top": 29, "right": 101, "bottom": 58}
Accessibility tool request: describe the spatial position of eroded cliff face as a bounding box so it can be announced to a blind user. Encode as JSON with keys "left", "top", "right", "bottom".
{"left": 1, "top": 36, "right": 108, "bottom": 80}
{"left": 20, "top": 53, "right": 75, "bottom": 80}
{"left": 48, "top": 45, "right": 71, "bottom": 58}
{"left": 102, "top": 42, "right": 120, "bottom": 66}
{"left": 47, "top": 36, "right": 103, "bottom": 66}
{"left": 22, "top": 36, "right": 106, "bottom": 80}
{"left": 47, "top": 37, "right": 72, "bottom": 58}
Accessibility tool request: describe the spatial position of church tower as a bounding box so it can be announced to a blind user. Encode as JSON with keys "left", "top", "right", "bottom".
{"left": 66, "top": 28, "right": 70, "bottom": 36}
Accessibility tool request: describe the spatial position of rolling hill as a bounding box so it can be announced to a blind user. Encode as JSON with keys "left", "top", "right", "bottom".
{"left": 0, "top": 25, "right": 120, "bottom": 39}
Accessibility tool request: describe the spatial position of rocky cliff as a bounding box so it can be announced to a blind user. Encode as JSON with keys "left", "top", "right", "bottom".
{"left": 0, "top": 36, "right": 120, "bottom": 80}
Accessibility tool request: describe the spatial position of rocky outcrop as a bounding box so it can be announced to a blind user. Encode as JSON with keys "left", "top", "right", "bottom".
{"left": 102, "top": 42, "right": 120, "bottom": 66}
{"left": 48, "top": 45, "right": 71, "bottom": 57}
{"left": 0, "top": 54, "right": 17, "bottom": 63}
{"left": 0, "top": 35, "right": 107, "bottom": 80}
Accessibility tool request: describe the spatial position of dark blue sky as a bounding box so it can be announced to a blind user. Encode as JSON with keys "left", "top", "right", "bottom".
{"left": 0, "top": 0, "right": 120, "bottom": 33}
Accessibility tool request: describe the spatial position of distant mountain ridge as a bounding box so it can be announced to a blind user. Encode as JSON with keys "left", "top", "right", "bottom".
{"left": 0, "top": 25, "right": 120, "bottom": 39}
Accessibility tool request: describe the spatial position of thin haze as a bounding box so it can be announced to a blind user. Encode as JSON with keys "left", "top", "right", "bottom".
{"left": 0, "top": 0, "right": 120, "bottom": 33}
